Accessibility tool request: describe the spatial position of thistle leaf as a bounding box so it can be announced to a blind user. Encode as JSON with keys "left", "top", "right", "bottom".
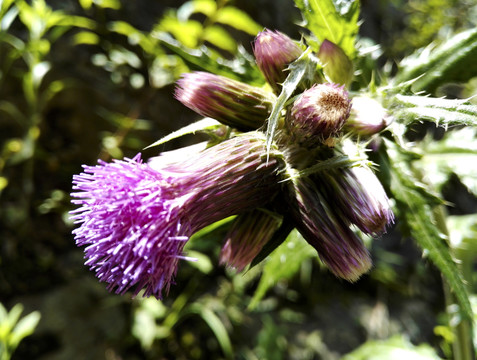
{"left": 145, "top": 118, "right": 221, "bottom": 149}
{"left": 249, "top": 230, "right": 316, "bottom": 309}
{"left": 294, "top": 0, "right": 360, "bottom": 59}
{"left": 380, "top": 140, "right": 473, "bottom": 321}
{"left": 396, "top": 28, "right": 477, "bottom": 93}
{"left": 390, "top": 95, "right": 477, "bottom": 127}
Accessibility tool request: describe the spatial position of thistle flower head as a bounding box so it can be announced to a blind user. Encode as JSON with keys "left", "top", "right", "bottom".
{"left": 253, "top": 29, "right": 303, "bottom": 94}
{"left": 220, "top": 209, "right": 281, "bottom": 272}
{"left": 286, "top": 175, "right": 372, "bottom": 282}
{"left": 323, "top": 165, "right": 394, "bottom": 235}
{"left": 317, "top": 39, "right": 354, "bottom": 87}
{"left": 71, "top": 133, "right": 285, "bottom": 298}
{"left": 345, "top": 96, "right": 390, "bottom": 136}
{"left": 175, "top": 71, "right": 276, "bottom": 131}
{"left": 288, "top": 83, "right": 352, "bottom": 147}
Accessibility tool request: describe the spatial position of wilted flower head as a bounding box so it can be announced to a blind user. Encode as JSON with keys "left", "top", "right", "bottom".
{"left": 220, "top": 209, "right": 281, "bottom": 272}
{"left": 320, "top": 165, "right": 394, "bottom": 235}
{"left": 288, "top": 83, "right": 352, "bottom": 147}
{"left": 71, "top": 132, "right": 285, "bottom": 298}
{"left": 175, "top": 71, "right": 276, "bottom": 131}
{"left": 345, "top": 96, "right": 390, "bottom": 136}
{"left": 286, "top": 174, "right": 372, "bottom": 281}
{"left": 253, "top": 29, "right": 303, "bottom": 94}
{"left": 317, "top": 39, "right": 354, "bottom": 87}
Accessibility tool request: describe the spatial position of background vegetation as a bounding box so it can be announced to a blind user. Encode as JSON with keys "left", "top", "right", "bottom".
{"left": 1, "top": 0, "right": 477, "bottom": 359}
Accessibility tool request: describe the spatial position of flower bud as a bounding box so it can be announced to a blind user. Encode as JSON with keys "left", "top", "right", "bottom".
{"left": 175, "top": 71, "right": 276, "bottom": 131}
{"left": 345, "top": 96, "right": 390, "bottom": 136}
{"left": 317, "top": 40, "right": 354, "bottom": 87}
{"left": 288, "top": 83, "right": 351, "bottom": 146}
{"left": 320, "top": 165, "right": 394, "bottom": 235}
{"left": 286, "top": 175, "right": 372, "bottom": 282}
{"left": 220, "top": 209, "right": 281, "bottom": 272}
{"left": 253, "top": 29, "right": 303, "bottom": 94}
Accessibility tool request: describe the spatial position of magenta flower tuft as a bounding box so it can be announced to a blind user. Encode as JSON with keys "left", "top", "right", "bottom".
{"left": 220, "top": 209, "right": 281, "bottom": 272}
{"left": 288, "top": 83, "right": 352, "bottom": 147}
{"left": 71, "top": 133, "right": 285, "bottom": 298}
{"left": 175, "top": 71, "right": 276, "bottom": 130}
{"left": 286, "top": 174, "right": 372, "bottom": 282}
{"left": 253, "top": 29, "right": 303, "bottom": 94}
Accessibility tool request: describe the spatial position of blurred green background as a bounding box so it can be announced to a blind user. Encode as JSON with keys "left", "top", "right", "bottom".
{"left": 1, "top": 0, "right": 477, "bottom": 359}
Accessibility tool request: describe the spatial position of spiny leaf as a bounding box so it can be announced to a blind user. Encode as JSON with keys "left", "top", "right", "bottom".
{"left": 249, "top": 230, "right": 316, "bottom": 309}
{"left": 145, "top": 118, "right": 221, "bottom": 149}
{"left": 381, "top": 140, "right": 473, "bottom": 321}
{"left": 265, "top": 49, "right": 315, "bottom": 155}
{"left": 396, "top": 28, "right": 477, "bottom": 93}
{"left": 390, "top": 94, "right": 477, "bottom": 127}
{"left": 294, "top": 0, "right": 360, "bottom": 59}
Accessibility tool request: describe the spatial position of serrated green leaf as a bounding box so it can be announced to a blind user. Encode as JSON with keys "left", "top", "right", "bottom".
{"left": 381, "top": 140, "right": 472, "bottom": 321}
{"left": 396, "top": 28, "right": 477, "bottom": 93}
{"left": 249, "top": 230, "right": 316, "bottom": 309}
{"left": 417, "top": 128, "right": 477, "bottom": 196}
{"left": 145, "top": 118, "right": 221, "bottom": 150}
{"left": 294, "top": 0, "right": 360, "bottom": 59}
{"left": 215, "top": 6, "right": 262, "bottom": 36}
{"left": 390, "top": 95, "right": 477, "bottom": 127}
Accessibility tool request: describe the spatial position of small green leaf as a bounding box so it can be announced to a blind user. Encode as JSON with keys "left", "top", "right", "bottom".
{"left": 215, "top": 6, "right": 262, "bottom": 36}
{"left": 177, "top": 0, "right": 216, "bottom": 21}
{"left": 249, "top": 230, "right": 316, "bottom": 309}
{"left": 381, "top": 140, "right": 473, "bottom": 321}
{"left": 202, "top": 25, "right": 237, "bottom": 53}
{"left": 9, "top": 310, "right": 41, "bottom": 349}
{"left": 294, "top": 0, "right": 360, "bottom": 59}
{"left": 145, "top": 118, "right": 221, "bottom": 149}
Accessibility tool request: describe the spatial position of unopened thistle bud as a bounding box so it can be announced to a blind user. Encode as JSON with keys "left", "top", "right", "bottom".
{"left": 175, "top": 72, "right": 276, "bottom": 131}
{"left": 71, "top": 132, "right": 285, "bottom": 298}
{"left": 220, "top": 209, "right": 281, "bottom": 272}
{"left": 320, "top": 165, "right": 394, "bottom": 235}
{"left": 286, "top": 174, "right": 372, "bottom": 281}
{"left": 345, "top": 96, "right": 390, "bottom": 136}
{"left": 317, "top": 39, "right": 354, "bottom": 87}
{"left": 288, "top": 83, "right": 351, "bottom": 147}
{"left": 253, "top": 29, "right": 303, "bottom": 94}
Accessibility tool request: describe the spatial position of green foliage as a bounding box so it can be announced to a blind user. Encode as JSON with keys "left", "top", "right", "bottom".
{"left": 0, "top": 303, "right": 41, "bottom": 360}
{"left": 294, "top": 0, "right": 360, "bottom": 59}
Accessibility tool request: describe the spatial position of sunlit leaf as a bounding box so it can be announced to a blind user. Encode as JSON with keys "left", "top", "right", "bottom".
{"left": 294, "top": 0, "right": 360, "bottom": 58}
{"left": 215, "top": 6, "right": 262, "bottom": 36}
{"left": 177, "top": 0, "right": 216, "bottom": 21}
{"left": 203, "top": 25, "right": 237, "bottom": 53}
{"left": 9, "top": 310, "right": 41, "bottom": 349}
{"left": 380, "top": 140, "right": 473, "bottom": 321}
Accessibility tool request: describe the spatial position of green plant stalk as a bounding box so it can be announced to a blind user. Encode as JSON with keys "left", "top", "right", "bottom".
{"left": 433, "top": 205, "right": 474, "bottom": 360}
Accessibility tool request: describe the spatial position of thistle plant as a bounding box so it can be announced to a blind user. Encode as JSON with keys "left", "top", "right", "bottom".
{"left": 69, "top": 1, "right": 477, "bottom": 359}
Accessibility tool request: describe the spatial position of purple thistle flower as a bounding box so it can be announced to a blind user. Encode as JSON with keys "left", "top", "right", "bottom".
{"left": 253, "top": 29, "right": 303, "bottom": 94}
{"left": 317, "top": 39, "right": 354, "bottom": 87}
{"left": 288, "top": 83, "right": 352, "bottom": 147}
{"left": 175, "top": 71, "right": 276, "bottom": 131}
{"left": 320, "top": 165, "right": 394, "bottom": 235}
{"left": 220, "top": 209, "right": 281, "bottom": 272}
{"left": 71, "top": 132, "right": 285, "bottom": 298}
{"left": 286, "top": 175, "right": 372, "bottom": 282}
{"left": 345, "top": 96, "right": 391, "bottom": 136}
